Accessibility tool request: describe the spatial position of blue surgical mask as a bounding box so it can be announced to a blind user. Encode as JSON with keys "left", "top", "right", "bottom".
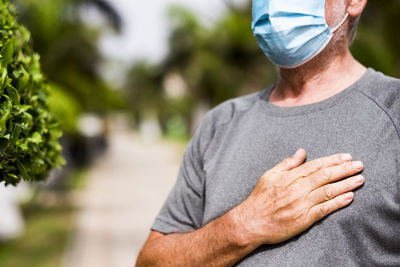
{"left": 252, "top": 0, "right": 348, "bottom": 69}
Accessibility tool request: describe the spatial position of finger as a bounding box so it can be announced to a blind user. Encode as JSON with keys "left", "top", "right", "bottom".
{"left": 307, "top": 160, "right": 364, "bottom": 190}
{"left": 308, "top": 175, "right": 364, "bottom": 205}
{"left": 272, "top": 148, "right": 306, "bottom": 172}
{"left": 289, "top": 153, "right": 353, "bottom": 181}
{"left": 307, "top": 192, "right": 354, "bottom": 223}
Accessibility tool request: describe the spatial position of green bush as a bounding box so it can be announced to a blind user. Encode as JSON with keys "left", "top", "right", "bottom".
{"left": 0, "top": 0, "right": 64, "bottom": 185}
{"left": 47, "top": 83, "right": 81, "bottom": 135}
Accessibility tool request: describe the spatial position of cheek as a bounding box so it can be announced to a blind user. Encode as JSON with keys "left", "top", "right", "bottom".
{"left": 324, "top": 0, "right": 335, "bottom": 27}
{"left": 325, "top": 0, "right": 347, "bottom": 28}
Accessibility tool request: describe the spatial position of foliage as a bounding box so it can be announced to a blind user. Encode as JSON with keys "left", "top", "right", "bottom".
{"left": 125, "top": 61, "right": 164, "bottom": 126}
{"left": 0, "top": 0, "right": 64, "bottom": 185}
{"left": 47, "top": 83, "right": 81, "bottom": 135}
{"left": 13, "top": 0, "right": 125, "bottom": 114}
{"left": 165, "top": 5, "right": 274, "bottom": 106}
{"left": 125, "top": 5, "right": 275, "bottom": 136}
{"left": 126, "top": 60, "right": 196, "bottom": 135}
{"left": 351, "top": 0, "right": 400, "bottom": 77}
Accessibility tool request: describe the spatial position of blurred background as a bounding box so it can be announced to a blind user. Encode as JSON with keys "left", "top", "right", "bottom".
{"left": 0, "top": 0, "right": 399, "bottom": 266}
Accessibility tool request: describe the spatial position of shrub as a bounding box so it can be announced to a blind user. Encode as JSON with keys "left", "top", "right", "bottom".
{"left": 47, "top": 83, "right": 81, "bottom": 135}
{"left": 0, "top": 0, "right": 64, "bottom": 185}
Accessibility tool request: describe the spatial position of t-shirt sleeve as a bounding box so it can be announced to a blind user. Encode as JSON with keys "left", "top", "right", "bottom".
{"left": 150, "top": 115, "right": 212, "bottom": 234}
{"left": 359, "top": 70, "right": 400, "bottom": 137}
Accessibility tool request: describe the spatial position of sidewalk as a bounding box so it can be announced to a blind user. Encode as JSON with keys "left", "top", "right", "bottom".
{"left": 63, "top": 131, "right": 184, "bottom": 267}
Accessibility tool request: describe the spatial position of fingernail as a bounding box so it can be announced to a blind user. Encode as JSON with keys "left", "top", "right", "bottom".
{"left": 341, "top": 154, "right": 352, "bottom": 162}
{"left": 352, "top": 161, "right": 363, "bottom": 170}
{"left": 344, "top": 192, "right": 354, "bottom": 201}
{"left": 354, "top": 175, "right": 364, "bottom": 184}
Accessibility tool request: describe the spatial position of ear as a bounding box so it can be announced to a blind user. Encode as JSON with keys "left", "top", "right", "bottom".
{"left": 347, "top": 0, "right": 367, "bottom": 17}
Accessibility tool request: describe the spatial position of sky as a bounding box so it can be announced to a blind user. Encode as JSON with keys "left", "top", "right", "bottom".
{"left": 88, "top": 0, "right": 231, "bottom": 64}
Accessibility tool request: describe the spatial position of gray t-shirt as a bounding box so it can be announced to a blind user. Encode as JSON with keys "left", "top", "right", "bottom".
{"left": 150, "top": 68, "right": 400, "bottom": 266}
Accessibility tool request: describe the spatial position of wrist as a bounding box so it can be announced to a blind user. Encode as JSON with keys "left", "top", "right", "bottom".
{"left": 223, "top": 204, "right": 261, "bottom": 250}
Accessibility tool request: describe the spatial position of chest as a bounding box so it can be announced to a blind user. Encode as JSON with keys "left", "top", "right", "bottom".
{"left": 201, "top": 109, "right": 400, "bottom": 255}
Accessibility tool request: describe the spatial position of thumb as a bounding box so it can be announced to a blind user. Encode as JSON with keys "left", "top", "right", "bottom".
{"left": 274, "top": 148, "right": 306, "bottom": 172}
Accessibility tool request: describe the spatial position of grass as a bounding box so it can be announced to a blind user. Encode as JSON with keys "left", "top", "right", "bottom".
{"left": 0, "top": 200, "right": 75, "bottom": 267}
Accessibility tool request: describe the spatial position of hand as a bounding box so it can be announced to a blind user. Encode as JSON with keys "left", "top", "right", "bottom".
{"left": 231, "top": 148, "right": 364, "bottom": 246}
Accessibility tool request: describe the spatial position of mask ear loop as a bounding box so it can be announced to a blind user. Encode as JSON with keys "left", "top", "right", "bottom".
{"left": 331, "top": 13, "right": 349, "bottom": 33}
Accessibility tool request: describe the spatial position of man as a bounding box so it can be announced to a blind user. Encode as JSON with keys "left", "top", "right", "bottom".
{"left": 136, "top": 0, "right": 400, "bottom": 265}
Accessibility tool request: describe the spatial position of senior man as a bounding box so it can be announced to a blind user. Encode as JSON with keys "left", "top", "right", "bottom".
{"left": 136, "top": 0, "right": 400, "bottom": 266}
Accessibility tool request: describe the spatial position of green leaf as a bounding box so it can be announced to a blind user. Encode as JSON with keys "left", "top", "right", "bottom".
{"left": 0, "top": 105, "right": 11, "bottom": 131}
{"left": 0, "top": 67, "right": 7, "bottom": 91}
{"left": 29, "top": 132, "right": 42, "bottom": 144}
{"left": 13, "top": 104, "right": 31, "bottom": 115}
{"left": 6, "top": 84, "right": 20, "bottom": 104}
{"left": 17, "top": 66, "right": 29, "bottom": 89}
{"left": 0, "top": 137, "right": 10, "bottom": 154}
{"left": 19, "top": 26, "right": 30, "bottom": 43}
{"left": 10, "top": 123, "right": 21, "bottom": 143}
{"left": 0, "top": 38, "right": 14, "bottom": 67}
{"left": 0, "top": 0, "right": 64, "bottom": 185}
{"left": 5, "top": 173, "right": 20, "bottom": 185}
{"left": 16, "top": 141, "right": 28, "bottom": 151}
{"left": 16, "top": 160, "right": 29, "bottom": 180}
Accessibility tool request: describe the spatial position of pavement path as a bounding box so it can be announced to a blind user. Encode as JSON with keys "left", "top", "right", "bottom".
{"left": 63, "top": 131, "right": 185, "bottom": 267}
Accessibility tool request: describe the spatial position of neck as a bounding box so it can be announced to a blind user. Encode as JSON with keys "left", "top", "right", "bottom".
{"left": 270, "top": 48, "right": 367, "bottom": 107}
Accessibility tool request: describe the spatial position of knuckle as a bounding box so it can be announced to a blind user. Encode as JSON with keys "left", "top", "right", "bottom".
{"left": 343, "top": 162, "right": 353, "bottom": 172}
{"left": 336, "top": 154, "right": 344, "bottom": 163}
{"left": 305, "top": 208, "right": 314, "bottom": 223}
{"left": 282, "top": 158, "right": 291, "bottom": 166}
{"left": 319, "top": 205, "right": 329, "bottom": 216}
{"left": 313, "top": 158, "right": 323, "bottom": 170}
{"left": 348, "top": 162, "right": 357, "bottom": 172}
{"left": 272, "top": 182, "right": 282, "bottom": 192}
{"left": 323, "top": 185, "right": 334, "bottom": 200}
{"left": 321, "top": 168, "right": 331, "bottom": 181}
{"left": 268, "top": 169, "right": 282, "bottom": 179}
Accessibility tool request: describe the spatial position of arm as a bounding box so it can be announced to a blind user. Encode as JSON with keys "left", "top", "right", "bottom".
{"left": 136, "top": 149, "right": 365, "bottom": 266}
{"left": 136, "top": 209, "right": 257, "bottom": 267}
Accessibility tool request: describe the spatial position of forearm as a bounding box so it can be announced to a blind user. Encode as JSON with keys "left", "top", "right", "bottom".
{"left": 135, "top": 208, "right": 259, "bottom": 267}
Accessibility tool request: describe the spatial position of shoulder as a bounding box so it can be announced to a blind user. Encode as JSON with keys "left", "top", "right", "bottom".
{"left": 203, "top": 89, "right": 265, "bottom": 129}
{"left": 191, "top": 89, "right": 266, "bottom": 155}
{"left": 356, "top": 68, "right": 400, "bottom": 109}
{"left": 355, "top": 68, "right": 400, "bottom": 137}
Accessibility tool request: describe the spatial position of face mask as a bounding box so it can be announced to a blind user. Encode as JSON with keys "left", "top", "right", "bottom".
{"left": 252, "top": 0, "right": 348, "bottom": 69}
